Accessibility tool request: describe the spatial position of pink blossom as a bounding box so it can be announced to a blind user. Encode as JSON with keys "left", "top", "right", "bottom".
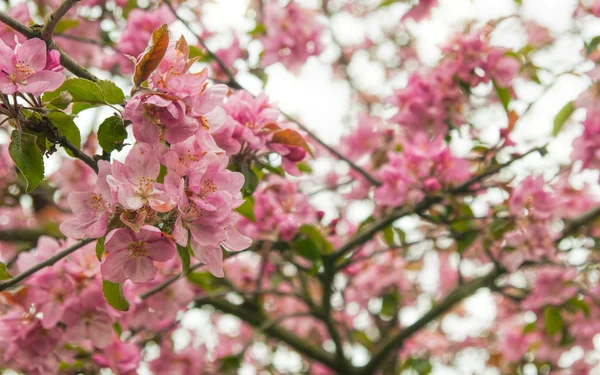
{"left": 173, "top": 152, "right": 250, "bottom": 276}
{"left": 522, "top": 267, "right": 579, "bottom": 310}
{"left": 340, "top": 114, "right": 388, "bottom": 161}
{"left": 0, "top": 309, "right": 62, "bottom": 374}
{"left": 0, "top": 4, "right": 30, "bottom": 47}
{"left": 60, "top": 160, "right": 114, "bottom": 239}
{"left": 509, "top": 176, "right": 556, "bottom": 220}
{"left": 401, "top": 0, "right": 438, "bottom": 22}
{"left": 0, "top": 38, "right": 66, "bottom": 95}
{"left": 26, "top": 269, "right": 75, "bottom": 329}
{"left": 92, "top": 337, "right": 141, "bottom": 375}
{"left": 388, "top": 69, "right": 464, "bottom": 136}
{"left": 124, "top": 94, "right": 200, "bottom": 145}
{"left": 211, "top": 36, "right": 244, "bottom": 81}
{"left": 261, "top": 1, "right": 325, "bottom": 72}
{"left": 106, "top": 6, "right": 175, "bottom": 74}
{"left": 237, "top": 176, "right": 315, "bottom": 242}
{"left": 100, "top": 225, "right": 176, "bottom": 284}
{"left": 571, "top": 110, "right": 600, "bottom": 172}
{"left": 62, "top": 284, "right": 113, "bottom": 349}
{"left": 498, "top": 327, "right": 536, "bottom": 362}
{"left": 501, "top": 221, "right": 556, "bottom": 271}
{"left": 214, "top": 90, "right": 280, "bottom": 154}
{"left": 375, "top": 133, "right": 469, "bottom": 207}
{"left": 109, "top": 142, "right": 179, "bottom": 213}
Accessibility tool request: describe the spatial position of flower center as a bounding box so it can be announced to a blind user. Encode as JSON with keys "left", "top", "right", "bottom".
{"left": 89, "top": 194, "right": 108, "bottom": 211}
{"left": 127, "top": 241, "right": 149, "bottom": 259}
{"left": 14, "top": 60, "right": 35, "bottom": 83}
{"left": 137, "top": 176, "right": 155, "bottom": 200}
{"left": 198, "top": 179, "right": 217, "bottom": 198}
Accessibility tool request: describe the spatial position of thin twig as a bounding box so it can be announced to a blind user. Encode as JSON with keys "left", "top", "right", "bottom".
{"left": 140, "top": 263, "right": 204, "bottom": 299}
{"left": 0, "top": 238, "right": 94, "bottom": 291}
{"left": 0, "top": 11, "right": 98, "bottom": 81}
{"left": 162, "top": 0, "right": 381, "bottom": 187}
{"left": 162, "top": 0, "right": 242, "bottom": 90}
{"left": 41, "top": 0, "right": 81, "bottom": 41}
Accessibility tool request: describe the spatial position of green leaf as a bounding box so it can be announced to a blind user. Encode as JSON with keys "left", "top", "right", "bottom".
{"left": 382, "top": 226, "right": 396, "bottom": 247}
{"left": 298, "top": 224, "right": 333, "bottom": 254}
{"left": 96, "top": 80, "right": 125, "bottom": 105}
{"left": 235, "top": 197, "right": 255, "bottom": 222}
{"left": 46, "top": 111, "right": 81, "bottom": 156}
{"left": 296, "top": 162, "right": 313, "bottom": 173}
{"left": 9, "top": 131, "right": 44, "bottom": 192}
{"left": 157, "top": 164, "right": 167, "bottom": 183}
{"left": 97, "top": 116, "right": 127, "bottom": 153}
{"left": 102, "top": 280, "right": 130, "bottom": 311}
{"left": 71, "top": 103, "right": 97, "bottom": 114}
{"left": 456, "top": 231, "right": 478, "bottom": 253}
{"left": 544, "top": 306, "right": 563, "bottom": 335}
{"left": 402, "top": 358, "right": 433, "bottom": 375}
{"left": 177, "top": 244, "right": 191, "bottom": 276}
{"left": 381, "top": 289, "right": 399, "bottom": 317}
{"left": 0, "top": 261, "right": 12, "bottom": 280}
{"left": 552, "top": 101, "right": 576, "bottom": 136}
{"left": 378, "top": 0, "right": 401, "bottom": 8}
{"left": 566, "top": 297, "right": 590, "bottom": 317}
{"left": 241, "top": 163, "right": 259, "bottom": 197}
{"left": 220, "top": 355, "right": 243, "bottom": 373}
{"left": 46, "top": 91, "right": 72, "bottom": 110}
{"left": 43, "top": 78, "right": 105, "bottom": 105}
{"left": 249, "top": 23, "right": 265, "bottom": 36}
{"left": 113, "top": 322, "right": 123, "bottom": 336}
{"left": 187, "top": 271, "right": 219, "bottom": 291}
{"left": 586, "top": 36, "right": 600, "bottom": 56}
{"left": 293, "top": 239, "right": 321, "bottom": 263}
{"left": 54, "top": 19, "right": 79, "bottom": 34}
{"left": 189, "top": 45, "right": 214, "bottom": 63}
{"left": 95, "top": 236, "right": 105, "bottom": 262}
{"left": 493, "top": 80, "right": 511, "bottom": 112}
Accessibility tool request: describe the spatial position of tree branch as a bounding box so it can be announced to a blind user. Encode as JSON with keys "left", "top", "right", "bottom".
{"left": 23, "top": 116, "right": 99, "bottom": 173}
{"left": 162, "top": 0, "right": 242, "bottom": 90}
{"left": 162, "top": 0, "right": 381, "bottom": 187}
{"left": 358, "top": 269, "right": 502, "bottom": 375}
{"left": 140, "top": 263, "right": 204, "bottom": 299}
{"left": 196, "top": 296, "right": 343, "bottom": 372}
{"left": 0, "top": 238, "right": 94, "bottom": 291}
{"left": 0, "top": 228, "right": 64, "bottom": 243}
{"left": 330, "top": 144, "right": 547, "bottom": 260}
{"left": 0, "top": 11, "right": 98, "bottom": 82}
{"left": 40, "top": 0, "right": 81, "bottom": 41}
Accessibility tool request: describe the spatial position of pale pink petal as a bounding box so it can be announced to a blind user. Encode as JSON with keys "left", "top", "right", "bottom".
{"left": 145, "top": 238, "right": 176, "bottom": 262}
{"left": 100, "top": 250, "right": 130, "bottom": 283}
{"left": 124, "top": 257, "right": 156, "bottom": 283}
{"left": 20, "top": 70, "right": 66, "bottom": 95}
{"left": 223, "top": 227, "right": 252, "bottom": 251}
{"left": 17, "top": 38, "right": 47, "bottom": 71}
{"left": 105, "top": 228, "right": 135, "bottom": 253}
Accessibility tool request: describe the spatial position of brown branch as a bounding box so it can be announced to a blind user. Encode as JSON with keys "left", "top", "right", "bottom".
{"left": 162, "top": 0, "right": 381, "bottom": 187}
{"left": 0, "top": 11, "right": 98, "bottom": 82}
{"left": 0, "top": 238, "right": 95, "bottom": 292}
{"left": 0, "top": 228, "right": 64, "bottom": 243}
{"left": 196, "top": 296, "right": 344, "bottom": 372}
{"left": 162, "top": 0, "right": 242, "bottom": 90}
{"left": 358, "top": 269, "right": 502, "bottom": 375}
{"left": 41, "top": 0, "right": 81, "bottom": 41}
{"left": 329, "top": 144, "right": 547, "bottom": 261}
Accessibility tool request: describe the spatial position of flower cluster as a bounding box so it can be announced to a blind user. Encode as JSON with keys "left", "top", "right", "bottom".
{"left": 260, "top": 1, "right": 325, "bottom": 72}
{"left": 0, "top": 38, "right": 65, "bottom": 96}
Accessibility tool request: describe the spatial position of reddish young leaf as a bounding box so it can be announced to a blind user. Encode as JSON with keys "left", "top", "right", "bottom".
{"left": 271, "top": 129, "right": 314, "bottom": 157}
{"left": 133, "top": 24, "right": 170, "bottom": 87}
